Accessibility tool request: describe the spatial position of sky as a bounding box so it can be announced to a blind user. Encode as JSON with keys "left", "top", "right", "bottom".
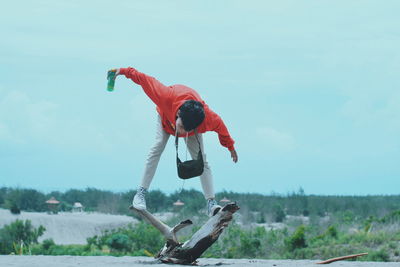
{"left": 0, "top": 1, "right": 399, "bottom": 196}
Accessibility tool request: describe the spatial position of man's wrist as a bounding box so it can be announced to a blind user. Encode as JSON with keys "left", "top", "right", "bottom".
{"left": 118, "top": 67, "right": 128, "bottom": 76}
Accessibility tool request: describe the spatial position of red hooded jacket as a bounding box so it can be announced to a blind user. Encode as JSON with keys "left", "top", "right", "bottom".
{"left": 119, "top": 67, "right": 235, "bottom": 151}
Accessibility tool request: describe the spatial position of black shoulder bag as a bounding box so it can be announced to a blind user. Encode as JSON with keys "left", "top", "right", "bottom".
{"left": 175, "top": 130, "right": 204, "bottom": 179}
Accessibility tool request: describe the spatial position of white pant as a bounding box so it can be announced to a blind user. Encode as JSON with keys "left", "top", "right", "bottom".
{"left": 140, "top": 115, "right": 215, "bottom": 200}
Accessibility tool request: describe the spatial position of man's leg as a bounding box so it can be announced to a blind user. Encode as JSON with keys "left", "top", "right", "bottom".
{"left": 185, "top": 134, "right": 221, "bottom": 216}
{"left": 133, "top": 115, "right": 170, "bottom": 209}
{"left": 140, "top": 115, "right": 170, "bottom": 189}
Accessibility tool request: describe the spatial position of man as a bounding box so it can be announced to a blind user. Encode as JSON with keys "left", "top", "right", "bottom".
{"left": 112, "top": 67, "right": 238, "bottom": 216}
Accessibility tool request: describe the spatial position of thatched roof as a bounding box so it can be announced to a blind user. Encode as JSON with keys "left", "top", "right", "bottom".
{"left": 220, "top": 197, "right": 231, "bottom": 203}
{"left": 73, "top": 202, "right": 83, "bottom": 208}
{"left": 45, "top": 197, "right": 60, "bottom": 204}
{"left": 173, "top": 199, "right": 185, "bottom": 206}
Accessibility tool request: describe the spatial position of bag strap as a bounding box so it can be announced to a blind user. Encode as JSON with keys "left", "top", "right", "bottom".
{"left": 175, "top": 129, "right": 202, "bottom": 158}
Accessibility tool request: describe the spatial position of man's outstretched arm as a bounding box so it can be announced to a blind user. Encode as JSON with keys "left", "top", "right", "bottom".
{"left": 114, "top": 67, "right": 172, "bottom": 108}
{"left": 210, "top": 112, "right": 238, "bottom": 163}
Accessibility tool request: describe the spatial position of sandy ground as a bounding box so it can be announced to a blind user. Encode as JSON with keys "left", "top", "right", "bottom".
{"left": 0, "top": 209, "right": 138, "bottom": 244}
{"left": 0, "top": 256, "right": 399, "bottom": 267}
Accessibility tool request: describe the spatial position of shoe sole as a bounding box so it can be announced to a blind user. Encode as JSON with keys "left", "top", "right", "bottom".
{"left": 212, "top": 206, "right": 221, "bottom": 216}
{"left": 132, "top": 203, "right": 146, "bottom": 210}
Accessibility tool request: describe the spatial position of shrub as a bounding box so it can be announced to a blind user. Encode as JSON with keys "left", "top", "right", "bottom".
{"left": 0, "top": 220, "right": 45, "bottom": 254}
{"left": 84, "top": 222, "right": 164, "bottom": 255}
{"left": 273, "top": 204, "right": 286, "bottom": 223}
{"left": 326, "top": 225, "right": 338, "bottom": 239}
{"left": 42, "top": 239, "right": 56, "bottom": 251}
{"left": 10, "top": 203, "right": 21, "bottom": 215}
{"left": 238, "top": 232, "right": 261, "bottom": 258}
{"left": 367, "top": 249, "right": 390, "bottom": 262}
{"left": 106, "top": 233, "right": 130, "bottom": 252}
{"left": 286, "top": 225, "right": 307, "bottom": 251}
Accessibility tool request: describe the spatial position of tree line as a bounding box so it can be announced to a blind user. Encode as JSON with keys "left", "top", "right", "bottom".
{"left": 1, "top": 187, "right": 400, "bottom": 221}
{"left": 1, "top": 186, "right": 400, "bottom": 261}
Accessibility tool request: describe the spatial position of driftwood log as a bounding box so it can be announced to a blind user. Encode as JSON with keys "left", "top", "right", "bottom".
{"left": 130, "top": 202, "right": 239, "bottom": 264}
{"left": 316, "top": 253, "right": 368, "bottom": 264}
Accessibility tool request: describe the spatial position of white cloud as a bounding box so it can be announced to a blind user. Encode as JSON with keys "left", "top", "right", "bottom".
{"left": 255, "top": 127, "right": 295, "bottom": 152}
{"left": 0, "top": 90, "right": 113, "bottom": 152}
{"left": 340, "top": 88, "right": 400, "bottom": 132}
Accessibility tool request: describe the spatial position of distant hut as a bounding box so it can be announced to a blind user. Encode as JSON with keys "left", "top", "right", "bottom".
{"left": 73, "top": 202, "right": 84, "bottom": 212}
{"left": 45, "top": 197, "right": 60, "bottom": 214}
{"left": 220, "top": 197, "right": 231, "bottom": 204}
{"left": 173, "top": 199, "right": 184, "bottom": 211}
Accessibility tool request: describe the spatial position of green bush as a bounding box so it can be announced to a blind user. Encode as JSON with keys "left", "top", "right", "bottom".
{"left": 10, "top": 203, "right": 21, "bottom": 215}
{"left": 379, "top": 210, "right": 400, "bottom": 224}
{"left": 273, "top": 204, "right": 286, "bottom": 222}
{"left": 326, "top": 225, "right": 338, "bottom": 238}
{"left": 84, "top": 222, "right": 164, "bottom": 255}
{"left": 38, "top": 244, "right": 85, "bottom": 256}
{"left": 106, "top": 233, "right": 130, "bottom": 252}
{"left": 0, "top": 220, "right": 45, "bottom": 254}
{"left": 367, "top": 249, "right": 390, "bottom": 262}
{"left": 286, "top": 225, "right": 307, "bottom": 251}
{"left": 42, "top": 239, "right": 55, "bottom": 251}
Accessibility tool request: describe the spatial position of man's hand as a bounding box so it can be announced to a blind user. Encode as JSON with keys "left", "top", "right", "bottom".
{"left": 108, "top": 68, "right": 121, "bottom": 78}
{"left": 230, "top": 149, "right": 238, "bottom": 163}
{"left": 109, "top": 68, "right": 120, "bottom": 77}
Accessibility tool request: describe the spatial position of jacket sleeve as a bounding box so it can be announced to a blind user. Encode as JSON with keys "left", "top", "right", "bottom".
{"left": 119, "top": 67, "right": 171, "bottom": 107}
{"left": 210, "top": 111, "right": 235, "bottom": 151}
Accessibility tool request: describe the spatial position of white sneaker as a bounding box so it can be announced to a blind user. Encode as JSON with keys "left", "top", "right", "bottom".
{"left": 132, "top": 187, "right": 147, "bottom": 210}
{"left": 207, "top": 199, "right": 221, "bottom": 217}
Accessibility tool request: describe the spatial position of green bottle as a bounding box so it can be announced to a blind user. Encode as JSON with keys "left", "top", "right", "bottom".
{"left": 107, "top": 69, "right": 117, "bottom": 92}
